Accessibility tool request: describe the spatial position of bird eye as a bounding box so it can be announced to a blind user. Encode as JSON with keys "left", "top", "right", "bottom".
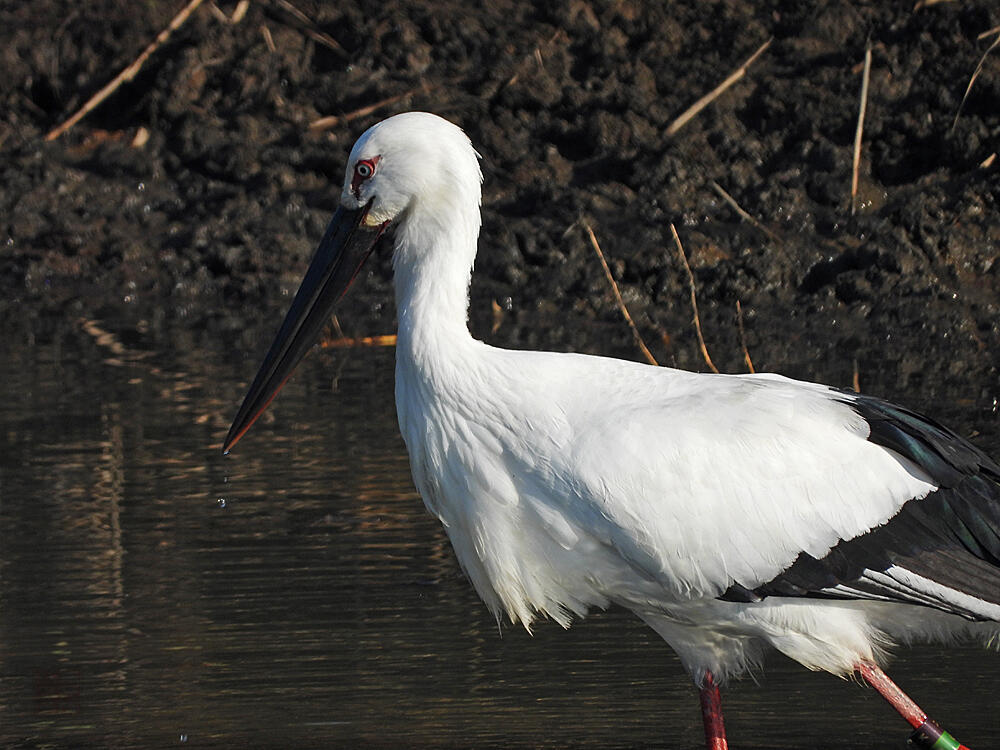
{"left": 355, "top": 160, "right": 376, "bottom": 179}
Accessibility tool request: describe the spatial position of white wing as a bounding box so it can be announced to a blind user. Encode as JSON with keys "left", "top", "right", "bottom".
{"left": 492, "top": 351, "right": 937, "bottom": 604}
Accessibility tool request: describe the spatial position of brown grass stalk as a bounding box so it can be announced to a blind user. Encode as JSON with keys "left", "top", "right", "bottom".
{"left": 46, "top": 0, "right": 206, "bottom": 141}
{"left": 977, "top": 25, "right": 1000, "bottom": 42}
{"left": 309, "top": 84, "right": 432, "bottom": 132}
{"left": 260, "top": 24, "right": 277, "bottom": 52}
{"left": 851, "top": 43, "right": 872, "bottom": 216}
{"left": 271, "top": 0, "right": 346, "bottom": 56}
{"left": 670, "top": 224, "right": 718, "bottom": 373}
{"left": 501, "top": 30, "right": 566, "bottom": 91}
{"left": 584, "top": 223, "right": 659, "bottom": 366}
{"left": 735, "top": 300, "right": 755, "bottom": 373}
{"left": 952, "top": 33, "right": 1000, "bottom": 133}
{"left": 666, "top": 38, "right": 772, "bottom": 137}
{"left": 711, "top": 181, "right": 778, "bottom": 240}
{"left": 913, "top": 0, "right": 958, "bottom": 9}
{"left": 319, "top": 334, "right": 397, "bottom": 349}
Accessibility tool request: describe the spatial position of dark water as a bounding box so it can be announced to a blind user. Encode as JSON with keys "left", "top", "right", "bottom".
{"left": 1, "top": 317, "right": 998, "bottom": 750}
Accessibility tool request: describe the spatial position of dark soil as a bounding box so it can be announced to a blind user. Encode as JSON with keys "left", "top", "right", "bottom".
{"left": 2, "top": 0, "right": 999, "bottom": 417}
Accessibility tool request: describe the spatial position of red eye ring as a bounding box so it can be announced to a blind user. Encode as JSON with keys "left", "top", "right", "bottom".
{"left": 355, "top": 159, "right": 377, "bottom": 179}
{"left": 351, "top": 156, "right": 380, "bottom": 198}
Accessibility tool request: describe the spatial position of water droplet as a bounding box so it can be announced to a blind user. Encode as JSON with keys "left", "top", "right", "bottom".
{"left": 179, "top": 735, "right": 187, "bottom": 743}
{"left": 217, "top": 498, "right": 227, "bottom": 509}
{"left": 138, "top": 182, "right": 145, "bottom": 192}
{"left": 5, "top": 237, "right": 13, "bottom": 246}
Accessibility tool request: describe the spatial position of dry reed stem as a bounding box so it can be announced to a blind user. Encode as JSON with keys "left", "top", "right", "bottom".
{"left": 735, "top": 300, "right": 755, "bottom": 373}
{"left": 209, "top": 0, "right": 248, "bottom": 24}
{"left": 952, "top": 33, "right": 1000, "bottom": 133}
{"left": 583, "top": 223, "right": 659, "bottom": 367}
{"left": 207, "top": 2, "right": 230, "bottom": 24}
{"left": 851, "top": 43, "right": 872, "bottom": 216}
{"left": 670, "top": 224, "right": 718, "bottom": 374}
{"left": 309, "top": 84, "right": 431, "bottom": 132}
{"left": 981, "top": 152, "right": 997, "bottom": 168}
{"left": 913, "top": 0, "right": 958, "bottom": 9}
{"left": 491, "top": 299, "right": 504, "bottom": 335}
{"left": 666, "top": 38, "right": 772, "bottom": 137}
{"left": 231, "top": 0, "right": 249, "bottom": 24}
{"left": 501, "top": 30, "right": 566, "bottom": 91}
{"left": 131, "top": 126, "right": 150, "bottom": 148}
{"left": 260, "top": 24, "right": 276, "bottom": 52}
{"left": 711, "top": 181, "right": 778, "bottom": 240}
{"left": 977, "top": 25, "right": 1000, "bottom": 41}
{"left": 330, "top": 314, "right": 346, "bottom": 340}
{"left": 45, "top": 0, "right": 206, "bottom": 141}
{"left": 320, "top": 334, "right": 397, "bottom": 349}
{"left": 852, "top": 359, "right": 861, "bottom": 393}
{"left": 272, "top": 0, "right": 345, "bottom": 56}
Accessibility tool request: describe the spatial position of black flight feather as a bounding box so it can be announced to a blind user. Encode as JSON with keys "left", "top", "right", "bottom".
{"left": 720, "top": 392, "right": 1000, "bottom": 619}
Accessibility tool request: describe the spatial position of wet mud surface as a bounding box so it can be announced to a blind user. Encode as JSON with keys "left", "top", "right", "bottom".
{"left": 2, "top": 0, "right": 999, "bottom": 406}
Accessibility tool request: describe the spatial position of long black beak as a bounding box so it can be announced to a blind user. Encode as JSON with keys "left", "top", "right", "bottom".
{"left": 223, "top": 203, "right": 385, "bottom": 453}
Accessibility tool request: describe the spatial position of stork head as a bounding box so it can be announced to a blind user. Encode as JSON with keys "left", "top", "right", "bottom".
{"left": 342, "top": 111, "right": 482, "bottom": 229}
{"left": 223, "top": 112, "right": 479, "bottom": 453}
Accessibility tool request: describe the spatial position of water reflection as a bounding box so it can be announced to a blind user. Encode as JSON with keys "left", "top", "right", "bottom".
{"left": 0, "top": 318, "right": 997, "bottom": 749}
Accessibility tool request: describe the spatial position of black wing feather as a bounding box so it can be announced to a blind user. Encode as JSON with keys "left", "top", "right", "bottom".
{"left": 720, "top": 392, "right": 1000, "bottom": 619}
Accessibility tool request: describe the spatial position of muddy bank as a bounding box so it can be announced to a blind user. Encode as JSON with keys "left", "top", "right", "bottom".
{"left": 1, "top": 0, "right": 998, "bottom": 417}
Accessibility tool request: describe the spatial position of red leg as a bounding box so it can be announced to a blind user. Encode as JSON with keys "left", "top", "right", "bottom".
{"left": 856, "top": 662, "right": 970, "bottom": 749}
{"left": 698, "top": 670, "right": 728, "bottom": 750}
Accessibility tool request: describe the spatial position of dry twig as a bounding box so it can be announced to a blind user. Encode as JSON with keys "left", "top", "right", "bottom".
{"left": 670, "top": 224, "right": 718, "bottom": 373}
{"left": 711, "top": 181, "right": 778, "bottom": 240}
{"left": 131, "top": 126, "right": 150, "bottom": 148}
{"left": 952, "top": 33, "right": 1000, "bottom": 133}
{"left": 584, "top": 223, "right": 659, "bottom": 366}
{"left": 666, "top": 38, "right": 772, "bottom": 137}
{"left": 320, "top": 334, "right": 397, "bottom": 349}
{"left": 913, "top": 0, "right": 958, "bottom": 9}
{"left": 851, "top": 43, "right": 872, "bottom": 216}
{"left": 270, "top": 0, "right": 346, "bottom": 56}
{"left": 977, "top": 25, "right": 1000, "bottom": 41}
{"left": 209, "top": 0, "right": 248, "bottom": 24}
{"left": 310, "top": 84, "right": 432, "bottom": 132}
{"left": 260, "top": 24, "right": 276, "bottom": 52}
{"left": 231, "top": 0, "right": 249, "bottom": 24}
{"left": 46, "top": 0, "right": 206, "bottom": 141}
{"left": 735, "top": 300, "right": 755, "bottom": 373}
{"left": 207, "top": 2, "right": 230, "bottom": 24}
{"left": 500, "top": 29, "right": 566, "bottom": 92}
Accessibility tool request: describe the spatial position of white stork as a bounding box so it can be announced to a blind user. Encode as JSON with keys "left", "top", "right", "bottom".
{"left": 224, "top": 112, "right": 998, "bottom": 749}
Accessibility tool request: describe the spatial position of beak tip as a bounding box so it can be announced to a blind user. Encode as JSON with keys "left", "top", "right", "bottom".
{"left": 224, "top": 202, "right": 379, "bottom": 455}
